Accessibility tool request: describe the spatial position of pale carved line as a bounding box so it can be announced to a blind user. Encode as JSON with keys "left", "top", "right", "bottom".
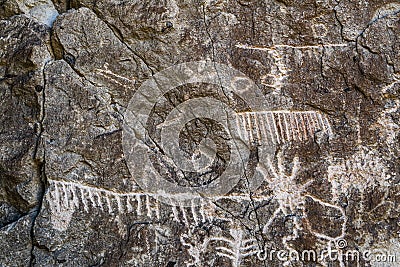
{"left": 48, "top": 179, "right": 277, "bottom": 234}
{"left": 236, "top": 43, "right": 347, "bottom": 51}
{"left": 206, "top": 228, "right": 259, "bottom": 267}
{"left": 236, "top": 111, "right": 332, "bottom": 144}
{"left": 95, "top": 63, "right": 136, "bottom": 89}
{"left": 236, "top": 43, "right": 346, "bottom": 93}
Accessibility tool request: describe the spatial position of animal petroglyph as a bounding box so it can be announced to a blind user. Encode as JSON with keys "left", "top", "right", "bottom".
{"left": 257, "top": 153, "right": 347, "bottom": 259}
{"left": 170, "top": 198, "right": 218, "bottom": 228}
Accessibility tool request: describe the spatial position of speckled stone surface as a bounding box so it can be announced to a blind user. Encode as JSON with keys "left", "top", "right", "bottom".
{"left": 0, "top": 1, "right": 399, "bottom": 266}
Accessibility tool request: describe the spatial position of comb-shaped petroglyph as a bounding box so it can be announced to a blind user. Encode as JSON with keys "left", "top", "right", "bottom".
{"left": 236, "top": 110, "right": 332, "bottom": 144}
{"left": 169, "top": 198, "right": 228, "bottom": 228}
{"left": 48, "top": 182, "right": 76, "bottom": 231}
{"left": 48, "top": 179, "right": 161, "bottom": 230}
{"left": 48, "top": 179, "right": 277, "bottom": 231}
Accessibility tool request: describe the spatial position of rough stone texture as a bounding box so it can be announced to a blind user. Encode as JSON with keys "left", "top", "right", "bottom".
{"left": 1, "top": 0, "right": 400, "bottom": 266}
{"left": 0, "top": 0, "right": 58, "bottom": 26}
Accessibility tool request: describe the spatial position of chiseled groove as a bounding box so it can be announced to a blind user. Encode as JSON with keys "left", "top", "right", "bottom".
{"left": 236, "top": 111, "right": 332, "bottom": 144}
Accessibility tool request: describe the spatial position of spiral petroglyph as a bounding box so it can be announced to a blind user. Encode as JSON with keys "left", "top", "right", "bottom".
{"left": 122, "top": 61, "right": 269, "bottom": 206}
{"left": 122, "top": 61, "right": 333, "bottom": 207}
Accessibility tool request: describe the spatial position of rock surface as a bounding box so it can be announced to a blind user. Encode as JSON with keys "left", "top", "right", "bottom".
{"left": 0, "top": 0, "right": 399, "bottom": 266}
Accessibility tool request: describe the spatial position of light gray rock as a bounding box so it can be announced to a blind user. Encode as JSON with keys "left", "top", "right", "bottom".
{"left": 0, "top": 0, "right": 58, "bottom": 26}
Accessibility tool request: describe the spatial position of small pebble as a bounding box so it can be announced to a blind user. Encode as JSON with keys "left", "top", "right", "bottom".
{"left": 166, "top": 21, "right": 173, "bottom": 28}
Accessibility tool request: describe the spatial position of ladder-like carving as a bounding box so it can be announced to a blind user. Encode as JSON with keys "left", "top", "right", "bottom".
{"left": 236, "top": 110, "right": 332, "bottom": 144}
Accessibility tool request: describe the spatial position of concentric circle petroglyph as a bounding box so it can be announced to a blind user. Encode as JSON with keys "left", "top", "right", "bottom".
{"left": 122, "top": 61, "right": 269, "bottom": 206}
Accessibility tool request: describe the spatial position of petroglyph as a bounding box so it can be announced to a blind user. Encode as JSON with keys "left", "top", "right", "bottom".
{"left": 236, "top": 110, "right": 332, "bottom": 144}
{"left": 328, "top": 146, "right": 390, "bottom": 201}
{"left": 236, "top": 43, "right": 347, "bottom": 93}
{"left": 170, "top": 199, "right": 214, "bottom": 228}
{"left": 207, "top": 228, "right": 259, "bottom": 267}
{"left": 235, "top": 43, "right": 347, "bottom": 51}
{"left": 257, "top": 152, "right": 347, "bottom": 254}
{"left": 46, "top": 59, "right": 340, "bottom": 266}
{"left": 257, "top": 155, "right": 308, "bottom": 235}
{"left": 122, "top": 61, "right": 267, "bottom": 207}
{"left": 48, "top": 180, "right": 161, "bottom": 230}
{"left": 2, "top": 1, "right": 399, "bottom": 265}
{"left": 47, "top": 179, "right": 274, "bottom": 230}
{"left": 95, "top": 63, "right": 136, "bottom": 90}
{"left": 304, "top": 194, "right": 347, "bottom": 242}
{"left": 48, "top": 182, "right": 75, "bottom": 231}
